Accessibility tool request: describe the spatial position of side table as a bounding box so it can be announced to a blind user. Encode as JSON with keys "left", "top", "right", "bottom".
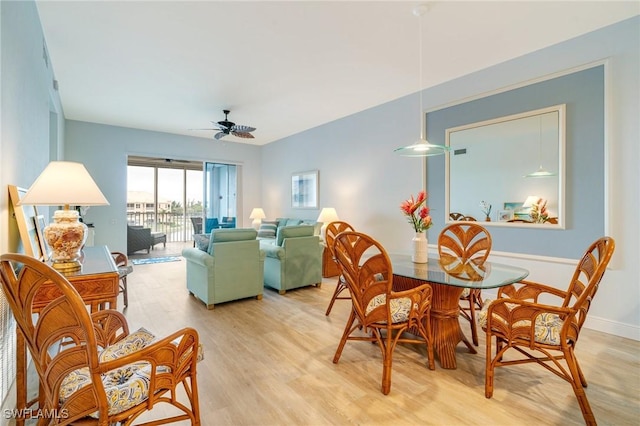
{"left": 322, "top": 245, "right": 340, "bottom": 278}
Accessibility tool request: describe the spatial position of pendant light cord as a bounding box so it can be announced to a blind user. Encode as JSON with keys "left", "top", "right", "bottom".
{"left": 415, "top": 5, "right": 426, "bottom": 140}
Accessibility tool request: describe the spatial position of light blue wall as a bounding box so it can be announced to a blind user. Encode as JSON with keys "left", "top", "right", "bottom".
{"left": 262, "top": 16, "right": 639, "bottom": 339}
{"left": 426, "top": 66, "right": 605, "bottom": 258}
{"left": 64, "top": 120, "right": 263, "bottom": 254}
{"left": 0, "top": 0, "right": 65, "bottom": 411}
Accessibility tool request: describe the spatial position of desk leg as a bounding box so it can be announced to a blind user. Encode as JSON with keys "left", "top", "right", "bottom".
{"left": 430, "top": 282, "right": 476, "bottom": 369}
{"left": 16, "top": 329, "right": 26, "bottom": 426}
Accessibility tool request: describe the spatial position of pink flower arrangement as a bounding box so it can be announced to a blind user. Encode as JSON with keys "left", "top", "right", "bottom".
{"left": 400, "top": 190, "right": 433, "bottom": 232}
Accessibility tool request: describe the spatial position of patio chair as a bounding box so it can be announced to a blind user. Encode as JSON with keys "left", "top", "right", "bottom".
{"left": 324, "top": 220, "right": 355, "bottom": 316}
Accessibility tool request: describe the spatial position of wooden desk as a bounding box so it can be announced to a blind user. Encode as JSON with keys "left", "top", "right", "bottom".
{"left": 16, "top": 245, "right": 118, "bottom": 425}
{"left": 390, "top": 255, "right": 528, "bottom": 369}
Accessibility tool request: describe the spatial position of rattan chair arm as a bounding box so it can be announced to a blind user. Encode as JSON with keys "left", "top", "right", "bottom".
{"left": 95, "top": 327, "right": 199, "bottom": 374}
{"left": 486, "top": 297, "right": 575, "bottom": 332}
{"left": 497, "top": 279, "right": 568, "bottom": 302}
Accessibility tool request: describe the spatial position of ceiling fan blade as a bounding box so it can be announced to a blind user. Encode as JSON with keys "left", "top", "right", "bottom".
{"left": 231, "top": 125, "right": 256, "bottom": 133}
{"left": 214, "top": 132, "right": 227, "bottom": 140}
{"left": 190, "top": 128, "right": 217, "bottom": 131}
{"left": 231, "top": 131, "right": 255, "bottom": 139}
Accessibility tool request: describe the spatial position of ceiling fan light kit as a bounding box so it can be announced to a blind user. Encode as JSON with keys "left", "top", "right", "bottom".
{"left": 195, "top": 109, "right": 256, "bottom": 140}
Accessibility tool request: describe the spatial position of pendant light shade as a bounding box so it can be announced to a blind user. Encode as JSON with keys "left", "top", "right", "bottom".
{"left": 395, "top": 4, "right": 449, "bottom": 157}
{"left": 394, "top": 138, "right": 450, "bottom": 157}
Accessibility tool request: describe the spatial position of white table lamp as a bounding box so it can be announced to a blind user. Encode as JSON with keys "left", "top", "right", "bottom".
{"left": 19, "top": 161, "right": 109, "bottom": 271}
{"left": 317, "top": 207, "right": 339, "bottom": 240}
{"left": 249, "top": 208, "right": 266, "bottom": 230}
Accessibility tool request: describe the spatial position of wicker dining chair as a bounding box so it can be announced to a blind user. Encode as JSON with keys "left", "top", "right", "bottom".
{"left": 324, "top": 221, "right": 355, "bottom": 316}
{"left": 480, "top": 237, "right": 615, "bottom": 426}
{"left": 0, "top": 253, "right": 201, "bottom": 425}
{"left": 332, "top": 231, "right": 434, "bottom": 395}
{"left": 438, "top": 222, "right": 492, "bottom": 346}
{"left": 111, "top": 251, "right": 133, "bottom": 308}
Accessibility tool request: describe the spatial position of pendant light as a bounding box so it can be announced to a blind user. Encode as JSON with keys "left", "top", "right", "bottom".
{"left": 394, "top": 4, "right": 450, "bottom": 157}
{"left": 524, "top": 114, "right": 557, "bottom": 178}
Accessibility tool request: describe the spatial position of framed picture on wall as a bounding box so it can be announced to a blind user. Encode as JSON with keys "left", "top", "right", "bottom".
{"left": 291, "top": 170, "right": 319, "bottom": 209}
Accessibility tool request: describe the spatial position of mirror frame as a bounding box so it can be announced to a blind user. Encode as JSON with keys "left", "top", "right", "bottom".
{"left": 445, "top": 104, "right": 566, "bottom": 228}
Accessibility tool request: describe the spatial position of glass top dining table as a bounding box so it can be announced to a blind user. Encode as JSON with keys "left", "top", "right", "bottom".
{"left": 389, "top": 254, "right": 529, "bottom": 289}
{"left": 388, "top": 254, "right": 529, "bottom": 369}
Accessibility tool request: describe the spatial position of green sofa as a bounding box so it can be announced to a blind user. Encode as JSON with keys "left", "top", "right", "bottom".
{"left": 182, "top": 228, "right": 265, "bottom": 309}
{"left": 260, "top": 225, "right": 323, "bottom": 294}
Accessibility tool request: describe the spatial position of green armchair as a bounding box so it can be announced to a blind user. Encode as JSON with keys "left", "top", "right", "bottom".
{"left": 182, "top": 228, "right": 265, "bottom": 309}
{"left": 260, "top": 225, "right": 323, "bottom": 294}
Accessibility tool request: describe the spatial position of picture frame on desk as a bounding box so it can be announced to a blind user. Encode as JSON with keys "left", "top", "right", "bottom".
{"left": 33, "top": 215, "right": 49, "bottom": 261}
{"left": 8, "top": 184, "right": 44, "bottom": 260}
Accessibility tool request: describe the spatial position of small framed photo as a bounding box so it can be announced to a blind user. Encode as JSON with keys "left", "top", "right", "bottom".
{"left": 498, "top": 210, "right": 514, "bottom": 222}
{"left": 291, "top": 170, "right": 319, "bottom": 209}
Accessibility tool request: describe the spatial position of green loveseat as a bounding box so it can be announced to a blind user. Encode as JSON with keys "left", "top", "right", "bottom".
{"left": 260, "top": 225, "right": 323, "bottom": 294}
{"left": 182, "top": 228, "right": 265, "bottom": 309}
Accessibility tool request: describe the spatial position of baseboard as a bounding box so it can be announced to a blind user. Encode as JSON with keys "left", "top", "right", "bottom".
{"left": 585, "top": 315, "right": 640, "bottom": 341}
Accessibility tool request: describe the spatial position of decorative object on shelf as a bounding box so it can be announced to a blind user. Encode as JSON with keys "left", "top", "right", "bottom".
{"left": 528, "top": 198, "right": 550, "bottom": 223}
{"left": 480, "top": 201, "right": 492, "bottom": 222}
{"left": 249, "top": 208, "right": 266, "bottom": 230}
{"left": 400, "top": 190, "right": 432, "bottom": 263}
{"left": 19, "top": 161, "right": 109, "bottom": 271}
{"left": 317, "top": 207, "right": 339, "bottom": 240}
{"left": 394, "top": 4, "right": 450, "bottom": 157}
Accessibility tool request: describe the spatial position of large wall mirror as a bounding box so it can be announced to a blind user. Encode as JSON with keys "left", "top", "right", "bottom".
{"left": 445, "top": 104, "right": 565, "bottom": 228}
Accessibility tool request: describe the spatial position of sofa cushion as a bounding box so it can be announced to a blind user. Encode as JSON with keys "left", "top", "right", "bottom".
{"left": 257, "top": 220, "right": 278, "bottom": 238}
{"left": 276, "top": 225, "right": 314, "bottom": 246}
{"left": 300, "top": 220, "right": 322, "bottom": 236}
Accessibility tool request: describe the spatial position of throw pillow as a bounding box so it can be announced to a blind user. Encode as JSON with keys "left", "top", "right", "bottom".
{"left": 258, "top": 220, "right": 278, "bottom": 238}
{"left": 194, "top": 234, "right": 211, "bottom": 251}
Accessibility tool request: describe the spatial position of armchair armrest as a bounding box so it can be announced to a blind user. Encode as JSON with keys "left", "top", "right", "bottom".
{"left": 261, "top": 244, "right": 285, "bottom": 259}
{"left": 497, "top": 279, "right": 568, "bottom": 303}
{"left": 96, "top": 327, "right": 200, "bottom": 374}
{"left": 182, "top": 247, "right": 214, "bottom": 266}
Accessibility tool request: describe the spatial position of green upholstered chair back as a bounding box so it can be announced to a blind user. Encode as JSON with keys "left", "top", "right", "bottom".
{"left": 276, "top": 225, "right": 314, "bottom": 247}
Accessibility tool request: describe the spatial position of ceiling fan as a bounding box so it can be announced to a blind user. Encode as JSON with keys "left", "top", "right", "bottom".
{"left": 197, "top": 110, "right": 256, "bottom": 140}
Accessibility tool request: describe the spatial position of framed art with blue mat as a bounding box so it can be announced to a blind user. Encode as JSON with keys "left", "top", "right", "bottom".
{"left": 131, "top": 256, "right": 182, "bottom": 265}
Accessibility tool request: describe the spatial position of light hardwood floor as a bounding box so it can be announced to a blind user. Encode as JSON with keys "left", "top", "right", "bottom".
{"left": 117, "top": 258, "right": 638, "bottom": 425}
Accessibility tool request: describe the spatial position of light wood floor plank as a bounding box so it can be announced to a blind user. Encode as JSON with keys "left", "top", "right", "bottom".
{"left": 116, "top": 258, "right": 639, "bottom": 425}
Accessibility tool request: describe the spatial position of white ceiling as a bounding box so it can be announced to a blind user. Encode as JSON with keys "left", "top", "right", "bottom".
{"left": 36, "top": 1, "right": 639, "bottom": 146}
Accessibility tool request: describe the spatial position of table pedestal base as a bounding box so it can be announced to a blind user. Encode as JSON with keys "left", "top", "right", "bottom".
{"left": 394, "top": 275, "right": 476, "bottom": 369}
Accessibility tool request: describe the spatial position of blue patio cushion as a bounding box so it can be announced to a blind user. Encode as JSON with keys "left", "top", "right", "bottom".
{"left": 276, "top": 225, "right": 314, "bottom": 247}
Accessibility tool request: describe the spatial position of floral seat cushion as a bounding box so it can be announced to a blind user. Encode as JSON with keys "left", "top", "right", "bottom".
{"left": 366, "top": 294, "right": 414, "bottom": 324}
{"left": 60, "top": 328, "right": 204, "bottom": 417}
{"left": 478, "top": 300, "right": 564, "bottom": 346}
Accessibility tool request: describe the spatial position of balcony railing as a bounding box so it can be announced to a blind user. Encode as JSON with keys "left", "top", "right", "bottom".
{"left": 127, "top": 212, "right": 198, "bottom": 243}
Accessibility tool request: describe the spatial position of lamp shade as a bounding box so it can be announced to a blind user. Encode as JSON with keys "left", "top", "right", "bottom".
{"left": 522, "top": 196, "right": 542, "bottom": 208}
{"left": 249, "top": 208, "right": 266, "bottom": 220}
{"left": 19, "top": 161, "right": 109, "bottom": 207}
{"left": 317, "top": 208, "right": 339, "bottom": 224}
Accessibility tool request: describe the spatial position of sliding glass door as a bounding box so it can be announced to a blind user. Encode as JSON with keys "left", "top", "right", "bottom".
{"left": 204, "top": 163, "right": 238, "bottom": 232}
